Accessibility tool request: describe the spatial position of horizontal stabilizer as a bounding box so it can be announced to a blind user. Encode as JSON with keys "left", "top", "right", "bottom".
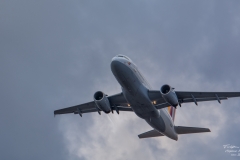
{"left": 174, "top": 126, "right": 211, "bottom": 134}
{"left": 138, "top": 130, "right": 164, "bottom": 139}
{"left": 138, "top": 126, "right": 210, "bottom": 139}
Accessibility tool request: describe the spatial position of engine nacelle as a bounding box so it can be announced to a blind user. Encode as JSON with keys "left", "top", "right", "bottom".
{"left": 160, "top": 84, "right": 178, "bottom": 107}
{"left": 94, "top": 91, "right": 111, "bottom": 113}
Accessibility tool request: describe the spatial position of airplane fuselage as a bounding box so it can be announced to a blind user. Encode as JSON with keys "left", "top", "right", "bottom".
{"left": 111, "top": 55, "right": 178, "bottom": 140}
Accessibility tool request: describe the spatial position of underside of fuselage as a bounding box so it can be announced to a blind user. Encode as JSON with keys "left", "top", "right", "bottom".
{"left": 111, "top": 56, "right": 178, "bottom": 141}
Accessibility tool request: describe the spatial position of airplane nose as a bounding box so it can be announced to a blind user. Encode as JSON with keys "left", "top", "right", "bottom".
{"left": 111, "top": 59, "right": 130, "bottom": 80}
{"left": 111, "top": 59, "right": 122, "bottom": 73}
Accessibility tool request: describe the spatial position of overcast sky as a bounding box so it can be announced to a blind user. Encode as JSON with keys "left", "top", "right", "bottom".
{"left": 1, "top": 0, "right": 240, "bottom": 160}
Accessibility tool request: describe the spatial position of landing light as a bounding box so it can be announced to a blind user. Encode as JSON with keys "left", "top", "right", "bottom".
{"left": 127, "top": 104, "right": 130, "bottom": 107}
{"left": 153, "top": 101, "right": 156, "bottom": 105}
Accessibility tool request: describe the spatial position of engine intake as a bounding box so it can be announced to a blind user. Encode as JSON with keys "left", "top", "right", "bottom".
{"left": 160, "top": 84, "right": 178, "bottom": 107}
{"left": 94, "top": 91, "right": 111, "bottom": 113}
{"left": 161, "top": 84, "right": 171, "bottom": 94}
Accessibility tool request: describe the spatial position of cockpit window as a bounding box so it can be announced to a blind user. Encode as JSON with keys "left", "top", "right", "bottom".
{"left": 117, "top": 54, "right": 130, "bottom": 60}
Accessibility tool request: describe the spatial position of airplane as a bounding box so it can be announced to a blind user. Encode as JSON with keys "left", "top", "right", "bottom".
{"left": 54, "top": 55, "right": 240, "bottom": 141}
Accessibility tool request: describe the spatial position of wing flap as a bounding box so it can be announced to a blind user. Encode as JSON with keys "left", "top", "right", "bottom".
{"left": 74, "top": 108, "right": 98, "bottom": 114}
{"left": 54, "top": 92, "right": 132, "bottom": 116}
{"left": 148, "top": 90, "right": 240, "bottom": 108}
{"left": 138, "top": 129, "right": 164, "bottom": 139}
{"left": 54, "top": 93, "right": 133, "bottom": 115}
{"left": 54, "top": 101, "right": 96, "bottom": 115}
{"left": 174, "top": 126, "right": 211, "bottom": 134}
{"left": 176, "top": 91, "right": 240, "bottom": 99}
{"left": 180, "top": 97, "right": 228, "bottom": 103}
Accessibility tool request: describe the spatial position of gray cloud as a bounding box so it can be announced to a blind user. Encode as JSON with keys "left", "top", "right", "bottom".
{"left": 1, "top": 0, "right": 240, "bottom": 160}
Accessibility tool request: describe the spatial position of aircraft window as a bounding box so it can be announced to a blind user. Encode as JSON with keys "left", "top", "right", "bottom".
{"left": 117, "top": 55, "right": 130, "bottom": 60}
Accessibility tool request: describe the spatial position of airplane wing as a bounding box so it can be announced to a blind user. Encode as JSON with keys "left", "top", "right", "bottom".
{"left": 175, "top": 91, "right": 240, "bottom": 104}
{"left": 148, "top": 90, "right": 240, "bottom": 107}
{"left": 54, "top": 92, "right": 133, "bottom": 116}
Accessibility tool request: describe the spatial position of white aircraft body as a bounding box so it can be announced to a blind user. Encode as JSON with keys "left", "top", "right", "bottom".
{"left": 54, "top": 55, "right": 240, "bottom": 140}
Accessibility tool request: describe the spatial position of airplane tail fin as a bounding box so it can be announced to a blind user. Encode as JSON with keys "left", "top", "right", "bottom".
{"left": 138, "top": 126, "right": 210, "bottom": 139}
{"left": 168, "top": 106, "right": 176, "bottom": 121}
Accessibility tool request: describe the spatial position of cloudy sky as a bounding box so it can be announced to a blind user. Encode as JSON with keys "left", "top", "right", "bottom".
{"left": 1, "top": 0, "right": 240, "bottom": 159}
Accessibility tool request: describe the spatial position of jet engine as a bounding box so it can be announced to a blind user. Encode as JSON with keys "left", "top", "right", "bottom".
{"left": 94, "top": 91, "right": 111, "bottom": 113}
{"left": 160, "top": 84, "right": 178, "bottom": 107}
